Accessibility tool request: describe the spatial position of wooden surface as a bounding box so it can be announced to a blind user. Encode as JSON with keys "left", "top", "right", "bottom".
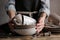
{"left": 0, "top": 34, "right": 60, "bottom": 40}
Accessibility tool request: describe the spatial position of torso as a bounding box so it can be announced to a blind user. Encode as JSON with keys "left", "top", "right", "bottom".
{"left": 15, "top": 0, "right": 41, "bottom": 11}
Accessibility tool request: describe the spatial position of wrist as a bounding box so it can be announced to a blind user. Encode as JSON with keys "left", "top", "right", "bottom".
{"left": 39, "top": 12, "right": 47, "bottom": 19}
{"left": 37, "top": 12, "right": 47, "bottom": 23}
{"left": 8, "top": 10, "right": 16, "bottom": 19}
{"left": 40, "top": 12, "right": 46, "bottom": 18}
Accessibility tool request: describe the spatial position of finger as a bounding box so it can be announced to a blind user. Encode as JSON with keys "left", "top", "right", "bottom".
{"left": 11, "top": 23, "right": 14, "bottom": 26}
{"left": 36, "top": 25, "right": 44, "bottom": 33}
{"left": 36, "top": 23, "right": 44, "bottom": 28}
{"left": 36, "top": 25, "right": 44, "bottom": 29}
{"left": 36, "top": 23, "right": 41, "bottom": 27}
{"left": 36, "top": 27, "right": 43, "bottom": 33}
{"left": 36, "top": 21, "right": 44, "bottom": 26}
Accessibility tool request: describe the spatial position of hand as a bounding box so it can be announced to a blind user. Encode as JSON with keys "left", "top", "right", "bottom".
{"left": 36, "top": 17, "right": 45, "bottom": 34}
{"left": 36, "top": 12, "right": 47, "bottom": 34}
{"left": 8, "top": 19, "right": 15, "bottom": 31}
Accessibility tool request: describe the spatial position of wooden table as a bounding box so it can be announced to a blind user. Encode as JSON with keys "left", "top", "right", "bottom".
{"left": 0, "top": 34, "right": 60, "bottom": 40}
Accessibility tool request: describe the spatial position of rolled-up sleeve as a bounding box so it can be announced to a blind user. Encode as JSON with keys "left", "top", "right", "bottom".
{"left": 39, "top": 0, "right": 50, "bottom": 16}
{"left": 6, "top": 0, "right": 16, "bottom": 12}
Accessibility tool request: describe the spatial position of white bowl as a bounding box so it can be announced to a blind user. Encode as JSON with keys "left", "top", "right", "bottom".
{"left": 13, "top": 28, "right": 36, "bottom": 35}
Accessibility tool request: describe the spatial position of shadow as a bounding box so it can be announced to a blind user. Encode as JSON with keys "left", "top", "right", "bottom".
{"left": 0, "top": 23, "right": 11, "bottom": 33}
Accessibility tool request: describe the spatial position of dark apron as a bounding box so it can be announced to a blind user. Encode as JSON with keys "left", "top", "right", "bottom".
{"left": 15, "top": 0, "right": 42, "bottom": 21}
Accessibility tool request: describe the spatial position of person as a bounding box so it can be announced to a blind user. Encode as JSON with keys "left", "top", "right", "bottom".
{"left": 6, "top": 0, "right": 50, "bottom": 35}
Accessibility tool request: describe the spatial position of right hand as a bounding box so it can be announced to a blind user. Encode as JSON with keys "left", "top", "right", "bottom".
{"left": 7, "top": 10, "right": 16, "bottom": 31}
{"left": 8, "top": 18, "right": 15, "bottom": 31}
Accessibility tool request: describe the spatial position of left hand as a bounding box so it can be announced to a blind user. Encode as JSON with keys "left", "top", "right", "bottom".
{"left": 36, "top": 17, "right": 45, "bottom": 34}
{"left": 36, "top": 13, "right": 47, "bottom": 34}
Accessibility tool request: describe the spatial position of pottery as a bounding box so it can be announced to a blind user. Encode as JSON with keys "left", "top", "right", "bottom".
{"left": 13, "top": 14, "right": 36, "bottom": 25}
{"left": 12, "top": 14, "right": 36, "bottom": 35}
{"left": 13, "top": 28, "right": 36, "bottom": 35}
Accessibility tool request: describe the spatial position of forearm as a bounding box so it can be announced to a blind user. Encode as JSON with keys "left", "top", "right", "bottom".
{"left": 8, "top": 10, "right": 16, "bottom": 19}
{"left": 38, "top": 12, "right": 47, "bottom": 23}
{"left": 6, "top": 0, "right": 16, "bottom": 19}
{"left": 40, "top": 12, "right": 47, "bottom": 18}
{"left": 7, "top": 5, "right": 16, "bottom": 19}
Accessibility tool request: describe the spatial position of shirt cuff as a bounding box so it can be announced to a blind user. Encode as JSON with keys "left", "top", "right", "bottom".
{"left": 39, "top": 8, "right": 50, "bottom": 17}
{"left": 7, "top": 5, "right": 16, "bottom": 12}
